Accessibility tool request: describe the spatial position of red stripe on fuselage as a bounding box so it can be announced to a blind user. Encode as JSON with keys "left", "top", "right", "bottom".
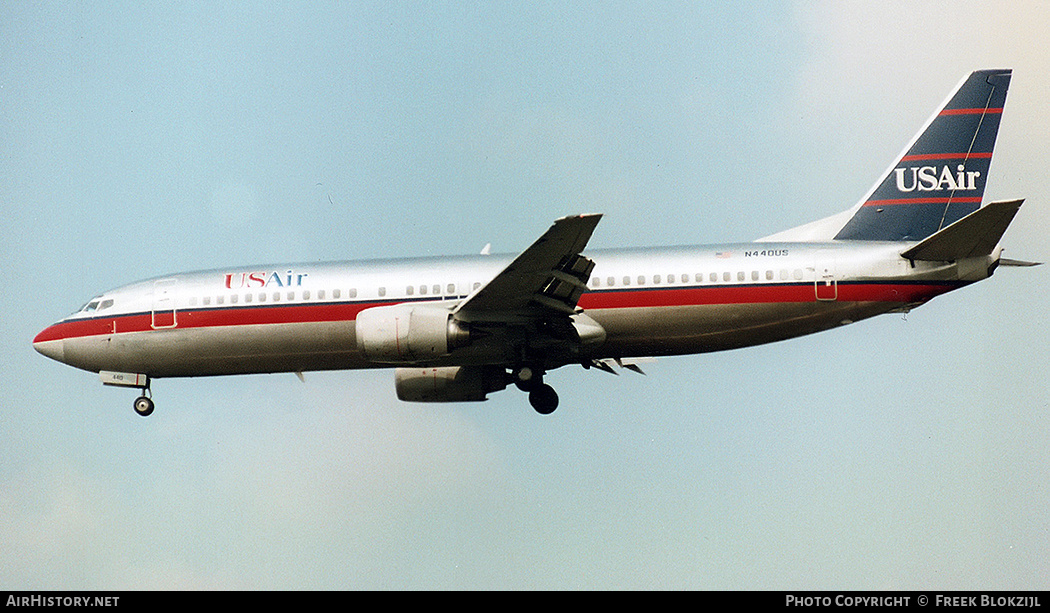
{"left": 34, "top": 301, "right": 380, "bottom": 344}
{"left": 35, "top": 281, "right": 963, "bottom": 344}
{"left": 578, "top": 282, "right": 959, "bottom": 309}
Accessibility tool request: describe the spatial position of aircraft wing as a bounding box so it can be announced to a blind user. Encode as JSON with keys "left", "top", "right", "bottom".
{"left": 454, "top": 214, "right": 601, "bottom": 320}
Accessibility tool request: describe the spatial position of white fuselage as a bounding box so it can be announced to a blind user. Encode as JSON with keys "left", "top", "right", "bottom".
{"left": 32, "top": 240, "right": 986, "bottom": 379}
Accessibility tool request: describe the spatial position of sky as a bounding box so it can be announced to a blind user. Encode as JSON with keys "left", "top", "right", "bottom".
{"left": 2, "top": 1, "right": 1048, "bottom": 590}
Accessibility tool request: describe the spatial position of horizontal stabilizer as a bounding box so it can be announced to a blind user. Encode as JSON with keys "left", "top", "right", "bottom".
{"left": 999, "top": 258, "right": 1041, "bottom": 267}
{"left": 900, "top": 199, "right": 1023, "bottom": 262}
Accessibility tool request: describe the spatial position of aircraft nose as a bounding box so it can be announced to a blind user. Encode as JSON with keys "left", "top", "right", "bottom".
{"left": 33, "top": 326, "right": 66, "bottom": 363}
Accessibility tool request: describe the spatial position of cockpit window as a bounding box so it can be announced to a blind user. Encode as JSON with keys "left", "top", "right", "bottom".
{"left": 79, "top": 298, "right": 114, "bottom": 313}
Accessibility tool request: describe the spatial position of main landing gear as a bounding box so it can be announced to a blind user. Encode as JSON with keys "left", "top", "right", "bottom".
{"left": 514, "top": 366, "right": 559, "bottom": 415}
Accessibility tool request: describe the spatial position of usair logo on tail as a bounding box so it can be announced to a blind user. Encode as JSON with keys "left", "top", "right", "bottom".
{"left": 894, "top": 165, "right": 981, "bottom": 192}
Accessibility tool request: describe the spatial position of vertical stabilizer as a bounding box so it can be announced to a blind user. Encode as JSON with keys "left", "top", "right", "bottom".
{"left": 762, "top": 70, "right": 1012, "bottom": 243}
{"left": 834, "top": 69, "right": 1011, "bottom": 241}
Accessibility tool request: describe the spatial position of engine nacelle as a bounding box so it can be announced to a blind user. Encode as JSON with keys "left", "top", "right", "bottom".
{"left": 395, "top": 366, "right": 508, "bottom": 402}
{"left": 356, "top": 304, "right": 471, "bottom": 363}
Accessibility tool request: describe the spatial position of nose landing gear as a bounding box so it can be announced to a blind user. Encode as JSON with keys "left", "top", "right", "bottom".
{"left": 133, "top": 394, "right": 155, "bottom": 417}
{"left": 99, "top": 371, "right": 155, "bottom": 417}
{"left": 132, "top": 378, "right": 154, "bottom": 417}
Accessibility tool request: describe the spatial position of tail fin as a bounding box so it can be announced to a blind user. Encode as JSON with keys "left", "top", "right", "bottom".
{"left": 762, "top": 70, "right": 1012, "bottom": 243}
{"left": 834, "top": 69, "right": 1011, "bottom": 241}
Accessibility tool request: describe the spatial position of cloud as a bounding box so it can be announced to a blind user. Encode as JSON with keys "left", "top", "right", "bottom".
{"left": 789, "top": 1, "right": 1050, "bottom": 145}
{"left": 786, "top": 1, "right": 1050, "bottom": 249}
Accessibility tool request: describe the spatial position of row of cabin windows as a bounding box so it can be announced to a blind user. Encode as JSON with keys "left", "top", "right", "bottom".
{"left": 189, "top": 287, "right": 358, "bottom": 307}
{"left": 406, "top": 283, "right": 458, "bottom": 296}
{"left": 400, "top": 281, "right": 482, "bottom": 297}
{"left": 589, "top": 269, "right": 806, "bottom": 288}
{"left": 186, "top": 281, "right": 486, "bottom": 307}
{"left": 183, "top": 270, "right": 811, "bottom": 307}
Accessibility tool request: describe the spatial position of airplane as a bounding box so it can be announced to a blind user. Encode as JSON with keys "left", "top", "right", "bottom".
{"left": 33, "top": 69, "right": 1036, "bottom": 417}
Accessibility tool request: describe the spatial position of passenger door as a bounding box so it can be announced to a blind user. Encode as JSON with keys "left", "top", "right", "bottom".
{"left": 151, "top": 278, "right": 178, "bottom": 328}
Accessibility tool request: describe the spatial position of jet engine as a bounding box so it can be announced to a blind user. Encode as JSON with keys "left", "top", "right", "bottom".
{"left": 395, "top": 366, "right": 508, "bottom": 402}
{"left": 356, "top": 304, "right": 471, "bottom": 363}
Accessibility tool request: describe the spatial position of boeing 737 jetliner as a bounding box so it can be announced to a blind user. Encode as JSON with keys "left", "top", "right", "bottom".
{"left": 34, "top": 69, "right": 1035, "bottom": 416}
